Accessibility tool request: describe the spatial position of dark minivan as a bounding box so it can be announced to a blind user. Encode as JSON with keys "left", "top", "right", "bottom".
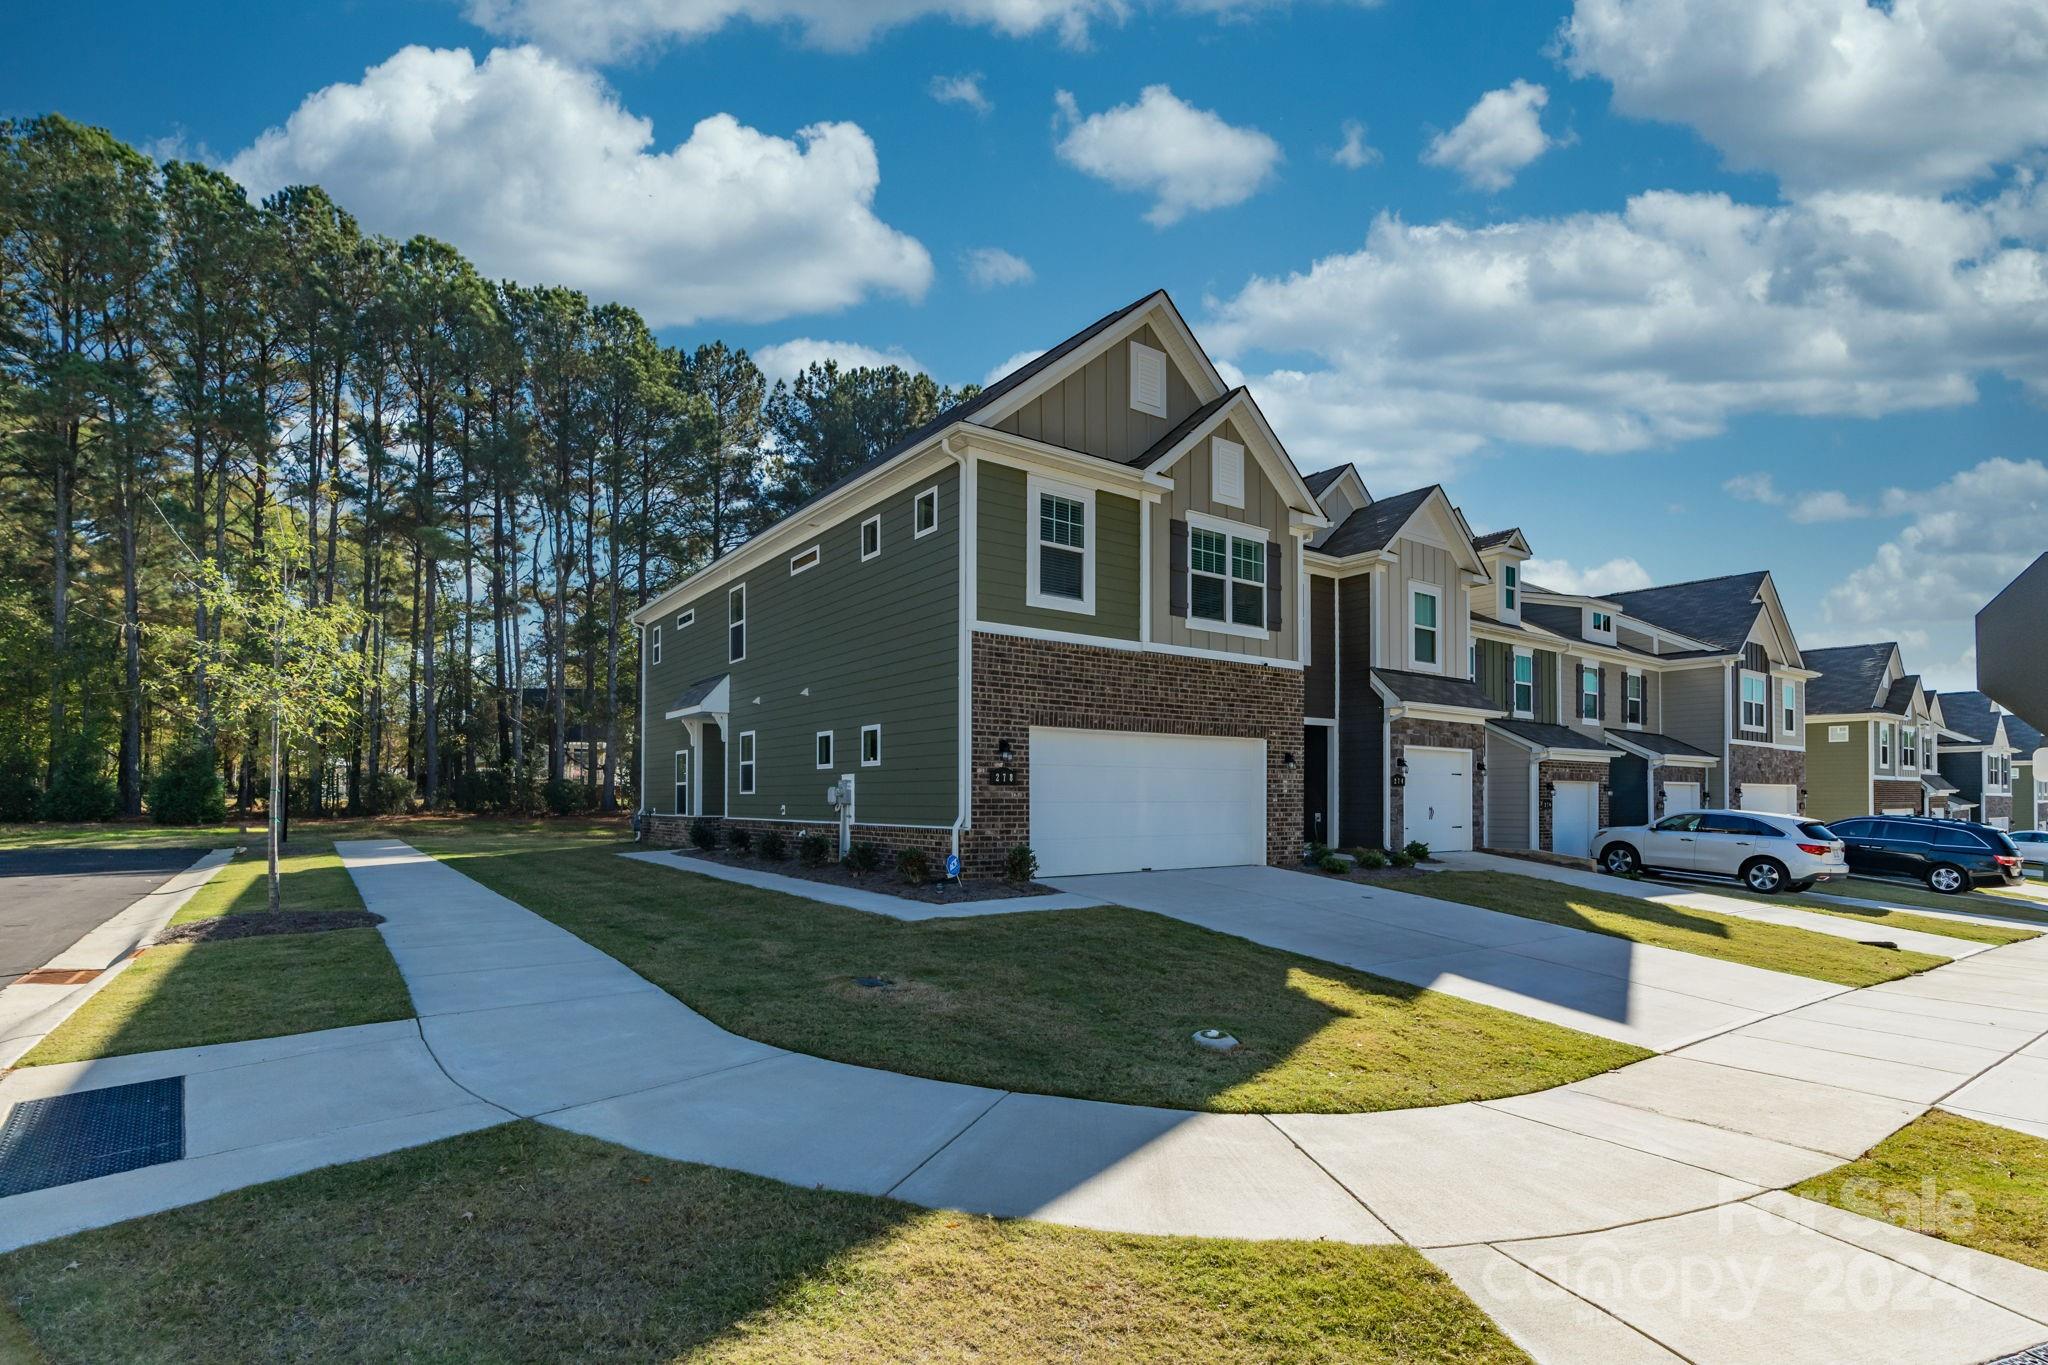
{"left": 1824, "top": 816, "right": 2026, "bottom": 893}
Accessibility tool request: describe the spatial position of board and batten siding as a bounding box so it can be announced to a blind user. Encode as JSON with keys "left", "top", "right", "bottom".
{"left": 1477, "top": 639, "right": 1559, "bottom": 723}
{"left": 1147, "top": 418, "right": 1299, "bottom": 662}
{"left": 1305, "top": 574, "right": 1336, "bottom": 717}
{"left": 1380, "top": 536, "right": 1468, "bottom": 674}
{"left": 641, "top": 466, "right": 961, "bottom": 827}
{"left": 992, "top": 322, "right": 1205, "bottom": 465}
{"left": 976, "top": 462, "right": 1142, "bottom": 640}
{"left": 1805, "top": 718, "right": 1870, "bottom": 821}
{"left": 1661, "top": 667, "right": 1728, "bottom": 803}
{"left": 1336, "top": 575, "right": 1382, "bottom": 848}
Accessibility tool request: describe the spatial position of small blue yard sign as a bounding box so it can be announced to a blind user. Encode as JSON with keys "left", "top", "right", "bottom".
{"left": 945, "top": 853, "right": 961, "bottom": 880}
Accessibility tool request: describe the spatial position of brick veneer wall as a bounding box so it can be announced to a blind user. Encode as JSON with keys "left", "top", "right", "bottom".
{"left": 1872, "top": 778, "right": 1925, "bottom": 815}
{"left": 1535, "top": 759, "right": 1611, "bottom": 852}
{"left": 640, "top": 813, "right": 953, "bottom": 865}
{"left": 1388, "top": 717, "right": 1487, "bottom": 851}
{"left": 1981, "top": 793, "right": 2013, "bottom": 825}
{"left": 1729, "top": 744, "right": 1806, "bottom": 809}
{"left": 966, "top": 631, "right": 1304, "bottom": 876}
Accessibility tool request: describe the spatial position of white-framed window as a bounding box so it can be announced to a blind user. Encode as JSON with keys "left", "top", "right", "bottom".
{"left": 1740, "top": 672, "right": 1767, "bottom": 732}
{"left": 737, "top": 730, "right": 756, "bottom": 795}
{"left": 860, "top": 723, "right": 882, "bottom": 767}
{"left": 650, "top": 623, "right": 661, "bottom": 666}
{"left": 676, "top": 608, "right": 695, "bottom": 629}
{"left": 1512, "top": 648, "right": 1535, "bottom": 717}
{"left": 1780, "top": 680, "right": 1796, "bottom": 735}
{"left": 1468, "top": 640, "right": 1477, "bottom": 682}
{"left": 860, "top": 514, "right": 881, "bottom": 562}
{"left": 1502, "top": 564, "right": 1518, "bottom": 615}
{"left": 1626, "top": 671, "right": 1644, "bottom": 726}
{"left": 1129, "top": 340, "right": 1167, "bottom": 417}
{"left": 1588, "top": 609, "right": 1614, "bottom": 639}
{"left": 1409, "top": 583, "right": 1442, "bottom": 671}
{"left": 673, "top": 749, "right": 689, "bottom": 815}
{"left": 914, "top": 486, "right": 940, "bottom": 538}
{"left": 728, "top": 583, "right": 747, "bottom": 662}
{"left": 1901, "top": 725, "right": 1918, "bottom": 771}
{"left": 1878, "top": 723, "right": 1892, "bottom": 767}
{"left": 1210, "top": 436, "right": 1245, "bottom": 507}
{"left": 1580, "top": 665, "right": 1600, "bottom": 722}
{"left": 1188, "top": 512, "right": 1267, "bottom": 635}
{"left": 1829, "top": 724, "right": 1850, "bottom": 743}
{"left": 1921, "top": 731, "right": 1933, "bottom": 768}
{"left": 1026, "top": 474, "right": 1094, "bottom": 613}
{"left": 789, "top": 544, "right": 821, "bottom": 576}
{"left": 815, "top": 731, "right": 834, "bottom": 770}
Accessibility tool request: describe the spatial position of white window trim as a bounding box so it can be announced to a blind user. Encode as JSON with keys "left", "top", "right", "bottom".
{"left": 913, "top": 485, "right": 940, "bottom": 539}
{"left": 1579, "top": 664, "right": 1601, "bottom": 723}
{"left": 676, "top": 608, "right": 694, "bottom": 629}
{"left": 1407, "top": 581, "right": 1444, "bottom": 673}
{"left": 737, "top": 730, "right": 757, "bottom": 795}
{"left": 650, "top": 623, "right": 661, "bottom": 666}
{"left": 1739, "top": 669, "right": 1767, "bottom": 733}
{"left": 860, "top": 514, "right": 881, "bottom": 562}
{"left": 728, "top": 583, "right": 747, "bottom": 663}
{"left": 1878, "top": 722, "right": 1892, "bottom": 768}
{"left": 1501, "top": 564, "right": 1519, "bottom": 618}
{"left": 1025, "top": 473, "right": 1096, "bottom": 615}
{"left": 1128, "top": 339, "right": 1167, "bottom": 417}
{"left": 1210, "top": 436, "right": 1245, "bottom": 508}
{"left": 1511, "top": 647, "right": 1535, "bottom": 719}
{"left": 1184, "top": 508, "right": 1269, "bottom": 639}
{"left": 1780, "top": 679, "right": 1797, "bottom": 736}
{"left": 860, "top": 723, "right": 882, "bottom": 768}
{"left": 1587, "top": 609, "right": 1616, "bottom": 642}
{"left": 1900, "top": 725, "right": 1918, "bottom": 772}
{"left": 789, "top": 544, "right": 821, "bottom": 576}
{"left": 815, "top": 730, "right": 834, "bottom": 771}
{"left": 673, "top": 749, "right": 689, "bottom": 815}
{"left": 1625, "top": 669, "right": 1644, "bottom": 728}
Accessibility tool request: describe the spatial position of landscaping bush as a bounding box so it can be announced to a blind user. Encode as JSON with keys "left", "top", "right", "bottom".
{"left": 727, "top": 825, "right": 753, "bottom": 853}
{"left": 1318, "top": 853, "right": 1348, "bottom": 874}
{"left": 798, "top": 831, "right": 831, "bottom": 867}
{"left": 1353, "top": 847, "right": 1389, "bottom": 870}
{"left": 450, "top": 767, "right": 514, "bottom": 813}
{"left": 844, "top": 841, "right": 882, "bottom": 874}
{"left": 1305, "top": 841, "right": 1332, "bottom": 866}
{"left": 542, "top": 777, "right": 591, "bottom": 816}
{"left": 360, "top": 772, "right": 415, "bottom": 815}
{"left": 146, "top": 739, "right": 227, "bottom": 825}
{"left": 756, "top": 830, "right": 787, "bottom": 861}
{"left": 897, "top": 847, "right": 931, "bottom": 884}
{"left": 1005, "top": 843, "right": 1039, "bottom": 883}
{"left": 1404, "top": 840, "right": 1432, "bottom": 863}
{"left": 39, "top": 736, "right": 117, "bottom": 822}
{"left": 0, "top": 752, "right": 39, "bottom": 822}
{"left": 688, "top": 818, "right": 721, "bottom": 851}
{"left": 1388, "top": 848, "right": 1417, "bottom": 868}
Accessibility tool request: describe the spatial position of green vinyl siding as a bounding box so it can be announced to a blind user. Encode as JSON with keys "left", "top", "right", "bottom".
{"left": 1475, "top": 639, "right": 1557, "bottom": 722}
{"left": 1804, "top": 718, "right": 1869, "bottom": 822}
{"left": 2014, "top": 763, "right": 2039, "bottom": 830}
{"left": 639, "top": 466, "right": 961, "bottom": 826}
{"left": 976, "top": 462, "right": 1142, "bottom": 640}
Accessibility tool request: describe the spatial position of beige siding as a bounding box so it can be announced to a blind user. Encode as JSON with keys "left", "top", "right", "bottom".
{"left": 994, "top": 322, "right": 1205, "bottom": 464}
{"left": 1147, "top": 418, "right": 1299, "bottom": 661}
{"left": 1381, "top": 536, "right": 1468, "bottom": 674}
{"left": 1661, "top": 666, "right": 1729, "bottom": 802}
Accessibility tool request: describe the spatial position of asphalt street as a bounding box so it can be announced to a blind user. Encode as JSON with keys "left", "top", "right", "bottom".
{"left": 0, "top": 846, "right": 203, "bottom": 988}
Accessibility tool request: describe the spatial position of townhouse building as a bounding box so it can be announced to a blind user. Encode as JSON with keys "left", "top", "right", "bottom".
{"left": 1802, "top": 643, "right": 1948, "bottom": 821}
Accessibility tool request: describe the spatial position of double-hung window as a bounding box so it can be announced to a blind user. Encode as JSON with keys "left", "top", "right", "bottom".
{"left": 737, "top": 731, "right": 756, "bottom": 795}
{"left": 861, "top": 724, "right": 882, "bottom": 767}
{"left": 650, "top": 624, "right": 662, "bottom": 666}
{"left": 1189, "top": 519, "right": 1266, "bottom": 632}
{"left": 860, "top": 514, "right": 881, "bottom": 561}
{"left": 728, "top": 583, "right": 747, "bottom": 662}
{"left": 1780, "top": 680, "right": 1796, "bottom": 735}
{"left": 1878, "top": 723, "right": 1892, "bottom": 767}
{"left": 1026, "top": 476, "right": 1092, "bottom": 612}
{"left": 815, "top": 731, "right": 834, "bottom": 770}
{"left": 1512, "top": 650, "right": 1535, "bottom": 717}
{"left": 1626, "top": 671, "right": 1644, "bottom": 726}
{"left": 1409, "top": 584, "right": 1440, "bottom": 669}
{"left": 1921, "top": 732, "right": 1933, "bottom": 768}
{"left": 1502, "top": 564, "right": 1518, "bottom": 614}
{"left": 1740, "top": 673, "right": 1767, "bottom": 732}
{"left": 673, "top": 750, "right": 689, "bottom": 815}
{"left": 914, "top": 486, "right": 940, "bottom": 538}
{"left": 1901, "top": 726, "right": 1917, "bottom": 770}
{"left": 1580, "top": 666, "right": 1601, "bottom": 722}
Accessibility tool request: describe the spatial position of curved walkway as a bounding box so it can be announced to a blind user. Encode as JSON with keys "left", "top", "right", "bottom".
{"left": 8, "top": 839, "right": 2048, "bottom": 1362}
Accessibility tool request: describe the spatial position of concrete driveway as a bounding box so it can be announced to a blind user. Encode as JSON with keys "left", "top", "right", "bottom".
{"left": 0, "top": 846, "right": 208, "bottom": 989}
{"left": 1045, "top": 864, "right": 1844, "bottom": 1051}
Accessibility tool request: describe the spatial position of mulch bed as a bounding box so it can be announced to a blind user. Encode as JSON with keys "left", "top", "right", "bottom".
{"left": 680, "top": 848, "right": 1055, "bottom": 904}
{"left": 154, "top": 910, "right": 385, "bottom": 946}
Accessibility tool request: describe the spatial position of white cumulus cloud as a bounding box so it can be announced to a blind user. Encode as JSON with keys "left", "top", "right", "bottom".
{"left": 929, "top": 72, "right": 992, "bottom": 114}
{"left": 1054, "top": 85, "right": 1282, "bottom": 226}
{"left": 1522, "top": 556, "right": 1655, "bottom": 596}
{"left": 1722, "top": 472, "right": 1871, "bottom": 522}
{"left": 962, "top": 247, "right": 1035, "bottom": 288}
{"left": 225, "top": 45, "right": 931, "bottom": 327}
{"left": 1422, "top": 80, "right": 1561, "bottom": 191}
{"left": 1562, "top": 0, "right": 2048, "bottom": 194}
{"left": 984, "top": 348, "right": 1046, "bottom": 386}
{"left": 1331, "top": 119, "right": 1380, "bottom": 170}
{"left": 753, "top": 338, "right": 929, "bottom": 385}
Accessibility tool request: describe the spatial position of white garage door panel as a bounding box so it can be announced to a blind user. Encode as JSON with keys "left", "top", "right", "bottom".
{"left": 1664, "top": 781, "right": 1702, "bottom": 815}
{"left": 1031, "top": 728, "right": 1266, "bottom": 875}
{"left": 1404, "top": 748, "right": 1473, "bottom": 852}
{"left": 1552, "top": 780, "right": 1599, "bottom": 859}
{"left": 1741, "top": 783, "right": 1798, "bottom": 815}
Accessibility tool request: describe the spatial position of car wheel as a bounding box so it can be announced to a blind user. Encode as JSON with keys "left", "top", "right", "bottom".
{"left": 1926, "top": 864, "right": 1967, "bottom": 895}
{"left": 1743, "top": 858, "right": 1789, "bottom": 895}
{"left": 1600, "top": 843, "right": 1640, "bottom": 876}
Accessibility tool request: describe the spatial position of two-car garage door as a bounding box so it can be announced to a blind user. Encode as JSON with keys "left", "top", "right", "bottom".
{"left": 1029, "top": 727, "right": 1266, "bottom": 876}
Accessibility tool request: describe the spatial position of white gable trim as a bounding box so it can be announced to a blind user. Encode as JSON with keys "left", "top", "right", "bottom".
{"left": 1136, "top": 388, "right": 1327, "bottom": 522}
{"left": 972, "top": 291, "right": 1227, "bottom": 431}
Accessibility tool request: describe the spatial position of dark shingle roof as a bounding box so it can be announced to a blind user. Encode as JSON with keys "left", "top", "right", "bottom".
{"left": 1372, "top": 668, "right": 1501, "bottom": 712}
{"left": 1302, "top": 465, "right": 1349, "bottom": 497}
{"left": 1607, "top": 571, "right": 1770, "bottom": 654}
{"left": 1318, "top": 486, "right": 1439, "bottom": 558}
{"left": 1472, "top": 528, "right": 1521, "bottom": 551}
{"left": 670, "top": 673, "right": 728, "bottom": 713}
{"left": 1607, "top": 729, "right": 1717, "bottom": 760}
{"left": 1803, "top": 642, "right": 1896, "bottom": 713}
{"left": 2008, "top": 713, "right": 2045, "bottom": 755}
{"left": 1880, "top": 674, "right": 1921, "bottom": 715}
{"left": 1938, "top": 690, "right": 2006, "bottom": 745}
{"left": 1132, "top": 387, "right": 1243, "bottom": 469}
{"left": 1489, "top": 720, "right": 1614, "bottom": 754}
{"left": 1921, "top": 772, "right": 1960, "bottom": 795}
{"left": 1522, "top": 603, "right": 1583, "bottom": 639}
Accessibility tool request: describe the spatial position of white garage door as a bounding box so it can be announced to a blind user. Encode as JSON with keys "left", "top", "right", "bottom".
{"left": 1551, "top": 781, "right": 1600, "bottom": 859}
{"left": 1664, "top": 781, "right": 1702, "bottom": 815}
{"left": 1741, "top": 783, "right": 1798, "bottom": 815}
{"left": 1405, "top": 748, "right": 1473, "bottom": 852}
{"left": 1029, "top": 728, "right": 1266, "bottom": 876}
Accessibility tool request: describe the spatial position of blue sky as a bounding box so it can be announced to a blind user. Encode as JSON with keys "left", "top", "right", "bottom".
{"left": 7, "top": 0, "right": 2045, "bottom": 687}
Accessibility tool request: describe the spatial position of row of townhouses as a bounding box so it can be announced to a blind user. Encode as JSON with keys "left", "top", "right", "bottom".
{"left": 631, "top": 292, "right": 2044, "bottom": 877}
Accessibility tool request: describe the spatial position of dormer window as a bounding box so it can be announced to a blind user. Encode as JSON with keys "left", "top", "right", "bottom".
{"left": 1501, "top": 564, "right": 1519, "bottom": 615}
{"left": 1587, "top": 609, "right": 1615, "bottom": 641}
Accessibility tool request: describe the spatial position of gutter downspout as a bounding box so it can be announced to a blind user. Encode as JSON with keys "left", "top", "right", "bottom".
{"left": 636, "top": 620, "right": 647, "bottom": 841}
{"left": 948, "top": 437, "right": 974, "bottom": 866}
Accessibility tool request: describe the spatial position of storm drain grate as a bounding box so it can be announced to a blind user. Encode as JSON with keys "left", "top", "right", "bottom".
{"left": 0, "top": 1076, "right": 185, "bottom": 1198}
{"left": 1988, "top": 1346, "right": 2048, "bottom": 1365}
{"left": 15, "top": 968, "right": 102, "bottom": 987}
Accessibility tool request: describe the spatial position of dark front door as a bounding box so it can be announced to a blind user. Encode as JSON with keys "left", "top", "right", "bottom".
{"left": 1304, "top": 726, "right": 1330, "bottom": 846}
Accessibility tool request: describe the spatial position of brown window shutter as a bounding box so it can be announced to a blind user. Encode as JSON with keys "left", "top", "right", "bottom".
{"left": 1266, "top": 540, "right": 1283, "bottom": 630}
{"left": 1169, "top": 519, "right": 1189, "bottom": 615}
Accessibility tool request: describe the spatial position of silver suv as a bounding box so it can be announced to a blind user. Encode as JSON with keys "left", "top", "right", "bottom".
{"left": 1593, "top": 809, "right": 1848, "bottom": 895}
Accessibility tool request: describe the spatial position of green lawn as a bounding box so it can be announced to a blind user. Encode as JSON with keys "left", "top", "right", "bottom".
{"left": 19, "top": 829, "right": 412, "bottom": 1066}
{"left": 1703, "top": 883, "right": 2039, "bottom": 947}
{"left": 1792, "top": 1110, "right": 2048, "bottom": 1273}
{"left": 0, "top": 821, "right": 251, "bottom": 853}
{"left": 0, "top": 1123, "right": 1528, "bottom": 1365}
{"left": 1401, "top": 872, "right": 1949, "bottom": 987}
{"left": 1817, "top": 876, "right": 2048, "bottom": 925}
{"left": 409, "top": 825, "right": 1646, "bottom": 1114}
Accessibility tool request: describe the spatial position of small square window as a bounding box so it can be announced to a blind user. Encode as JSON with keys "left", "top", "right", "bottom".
{"left": 790, "top": 545, "right": 821, "bottom": 576}
{"left": 914, "top": 487, "right": 939, "bottom": 538}
{"left": 676, "top": 609, "right": 695, "bottom": 629}
{"left": 860, "top": 724, "right": 882, "bottom": 767}
{"left": 860, "top": 515, "right": 881, "bottom": 561}
{"left": 815, "top": 731, "right": 834, "bottom": 770}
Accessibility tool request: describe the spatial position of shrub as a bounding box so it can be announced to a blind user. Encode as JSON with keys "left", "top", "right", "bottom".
{"left": 362, "top": 772, "right": 415, "bottom": 815}
{"left": 1305, "top": 841, "right": 1332, "bottom": 866}
{"left": 1388, "top": 848, "right": 1417, "bottom": 869}
{"left": 756, "top": 830, "right": 787, "bottom": 861}
{"left": 147, "top": 739, "right": 227, "bottom": 825}
{"left": 40, "top": 736, "right": 117, "bottom": 823}
{"left": 688, "top": 818, "right": 721, "bottom": 851}
{"left": 897, "top": 848, "right": 932, "bottom": 884}
{"left": 542, "top": 777, "right": 592, "bottom": 816}
{"left": 450, "top": 767, "right": 514, "bottom": 814}
{"left": 1353, "top": 847, "right": 1389, "bottom": 870}
{"left": 798, "top": 831, "right": 831, "bottom": 867}
{"left": 0, "top": 752, "right": 40, "bottom": 822}
{"left": 1004, "top": 843, "right": 1039, "bottom": 883}
{"left": 844, "top": 841, "right": 882, "bottom": 874}
{"left": 727, "top": 825, "right": 754, "bottom": 853}
{"left": 1318, "top": 853, "right": 1348, "bottom": 874}
{"left": 1404, "top": 840, "right": 1432, "bottom": 863}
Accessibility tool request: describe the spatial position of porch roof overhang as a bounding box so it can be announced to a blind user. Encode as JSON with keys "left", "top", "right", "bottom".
{"left": 665, "top": 673, "right": 731, "bottom": 721}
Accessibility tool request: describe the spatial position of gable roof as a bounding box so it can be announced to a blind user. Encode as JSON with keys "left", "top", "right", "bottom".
{"left": 1303, "top": 465, "right": 1349, "bottom": 497}
{"left": 1134, "top": 385, "right": 1327, "bottom": 519}
{"left": 1880, "top": 674, "right": 1922, "bottom": 716}
{"left": 1936, "top": 690, "right": 2007, "bottom": 745}
{"left": 1472, "top": 528, "right": 1525, "bottom": 552}
{"left": 1134, "top": 387, "right": 1242, "bottom": 469}
{"left": 1607, "top": 571, "right": 1771, "bottom": 655}
{"left": 1315, "top": 486, "right": 1438, "bottom": 557}
{"left": 1803, "top": 642, "right": 1897, "bottom": 714}
{"left": 2007, "top": 712, "right": 2045, "bottom": 756}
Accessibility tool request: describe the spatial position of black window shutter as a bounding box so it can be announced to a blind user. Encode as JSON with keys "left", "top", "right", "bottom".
{"left": 1266, "top": 540, "right": 1283, "bottom": 630}
{"left": 1170, "top": 519, "right": 1189, "bottom": 615}
{"left": 1599, "top": 666, "right": 1609, "bottom": 722}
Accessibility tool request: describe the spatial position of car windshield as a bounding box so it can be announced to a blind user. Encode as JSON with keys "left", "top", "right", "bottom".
{"left": 1653, "top": 814, "right": 1703, "bottom": 832}
{"left": 1797, "top": 822, "right": 1838, "bottom": 841}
